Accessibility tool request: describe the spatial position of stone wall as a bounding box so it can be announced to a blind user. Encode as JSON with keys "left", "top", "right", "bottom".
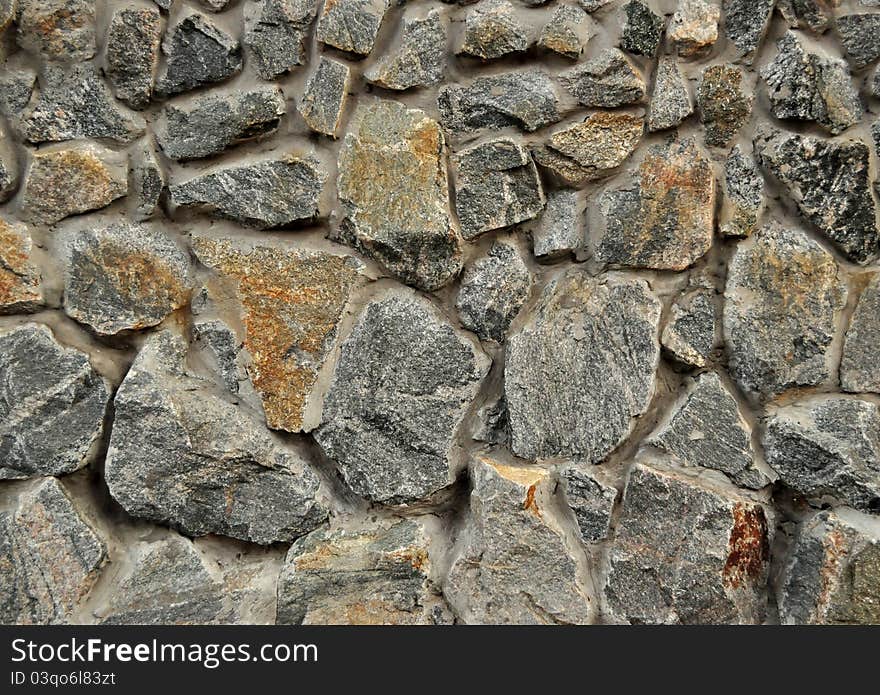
{"left": 1, "top": 0, "right": 879, "bottom": 625}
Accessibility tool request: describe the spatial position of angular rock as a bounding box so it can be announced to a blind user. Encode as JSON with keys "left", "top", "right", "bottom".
{"left": 130, "top": 140, "right": 165, "bottom": 221}
{"left": 365, "top": 9, "right": 446, "bottom": 89}
{"left": 560, "top": 48, "right": 646, "bottom": 107}
{"left": 593, "top": 138, "right": 715, "bottom": 270}
{"left": 452, "top": 138, "right": 545, "bottom": 239}
{"left": 0, "top": 219, "right": 42, "bottom": 314}
{"left": 106, "top": 331, "right": 328, "bottom": 545}
{"left": 763, "top": 396, "right": 880, "bottom": 512}
{"left": 20, "top": 64, "right": 145, "bottom": 144}
{"left": 192, "top": 317, "right": 246, "bottom": 396}
{"left": 620, "top": 0, "right": 663, "bottom": 57}
{"left": 314, "top": 289, "right": 489, "bottom": 504}
{"left": 169, "top": 154, "right": 325, "bottom": 228}
{"left": 193, "top": 236, "right": 364, "bottom": 433}
{"left": 836, "top": 13, "right": 880, "bottom": 69}
{"left": 0, "top": 58, "right": 36, "bottom": 119}
{"left": 336, "top": 99, "right": 461, "bottom": 291}
{"left": 538, "top": 4, "right": 590, "bottom": 59}
{"left": 0, "top": 478, "right": 106, "bottom": 625}
{"left": 722, "top": 0, "right": 774, "bottom": 60}
{"left": 755, "top": 129, "right": 880, "bottom": 264}
{"left": 560, "top": 466, "right": 616, "bottom": 543}
{"left": 438, "top": 70, "right": 561, "bottom": 134}
{"left": 156, "top": 86, "right": 285, "bottom": 160}
{"left": 472, "top": 395, "right": 509, "bottom": 446}
{"left": 456, "top": 242, "right": 531, "bottom": 343}
{"left": 661, "top": 287, "right": 718, "bottom": 367}
{"left": 0, "top": 126, "right": 17, "bottom": 202}
{"left": 778, "top": 0, "right": 840, "bottom": 33}
{"left": 778, "top": 509, "right": 880, "bottom": 624}
{"left": 724, "top": 223, "right": 846, "bottom": 398}
{"left": 698, "top": 64, "right": 753, "bottom": 147}
{"left": 650, "top": 372, "right": 767, "bottom": 489}
{"left": 668, "top": 0, "right": 719, "bottom": 57}
{"left": 21, "top": 143, "right": 127, "bottom": 225}
{"left": 530, "top": 189, "right": 583, "bottom": 260}
{"left": 60, "top": 223, "right": 192, "bottom": 336}
{"left": 841, "top": 274, "right": 880, "bottom": 394}
{"left": 155, "top": 13, "right": 243, "bottom": 97}
{"left": 458, "top": 0, "right": 529, "bottom": 60}
{"left": 299, "top": 57, "right": 350, "bottom": 138}
{"left": 316, "top": 0, "right": 390, "bottom": 56}
{"left": 720, "top": 145, "right": 763, "bottom": 238}
{"left": 533, "top": 111, "right": 643, "bottom": 187}
{"left": 761, "top": 32, "right": 861, "bottom": 136}
{"left": 15, "top": 0, "right": 96, "bottom": 61}
{"left": 606, "top": 458, "right": 773, "bottom": 624}
{"left": 647, "top": 56, "right": 693, "bottom": 131}
{"left": 278, "top": 519, "right": 452, "bottom": 625}
{"left": 105, "top": 6, "right": 163, "bottom": 110}
{"left": 444, "top": 456, "right": 591, "bottom": 624}
{"left": 243, "top": 0, "right": 317, "bottom": 79}
{"left": 506, "top": 271, "right": 661, "bottom": 462}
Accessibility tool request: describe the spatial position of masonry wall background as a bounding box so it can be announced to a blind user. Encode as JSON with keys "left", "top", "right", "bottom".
{"left": 1, "top": 0, "right": 880, "bottom": 625}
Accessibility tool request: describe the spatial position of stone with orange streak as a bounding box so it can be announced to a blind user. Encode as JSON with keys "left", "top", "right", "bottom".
{"left": 15, "top": 0, "right": 96, "bottom": 61}
{"left": 365, "top": 10, "right": 446, "bottom": 90}
{"left": 0, "top": 218, "right": 42, "bottom": 314}
{"left": 538, "top": 4, "right": 590, "bottom": 60}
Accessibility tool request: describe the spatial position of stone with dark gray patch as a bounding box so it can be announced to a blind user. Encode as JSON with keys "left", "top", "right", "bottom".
{"left": 720, "top": 145, "right": 763, "bottom": 238}
{"left": 472, "top": 395, "right": 509, "bottom": 446}
{"left": 835, "top": 13, "right": 880, "bottom": 69}
{"left": 777, "top": 0, "right": 838, "bottom": 33}
{"left": 458, "top": 0, "right": 530, "bottom": 60}
{"left": 244, "top": 0, "right": 317, "bottom": 79}
{"left": 648, "top": 56, "right": 693, "bottom": 131}
{"left": 538, "top": 4, "right": 590, "bottom": 59}
{"left": 560, "top": 466, "right": 616, "bottom": 543}
{"left": 130, "top": 140, "right": 165, "bottom": 221}
{"left": 560, "top": 48, "right": 646, "bottom": 107}
{"left": 722, "top": 0, "right": 774, "bottom": 60}
{"left": 620, "top": 0, "right": 663, "bottom": 57}
{"left": 661, "top": 287, "right": 718, "bottom": 368}
{"left": 841, "top": 274, "right": 880, "bottom": 394}
{"left": 530, "top": 189, "right": 583, "bottom": 260}
{"left": 105, "top": 6, "right": 163, "bottom": 110}
{"left": 317, "top": 0, "right": 390, "bottom": 56}
{"left": 299, "top": 57, "right": 350, "bottom": 138}
{"left": 0, "top": 60, "right": 35, "bottom": 122}
{"left": 365, "top": 10, "right": 446, "bottom": 89}
{"left": 697, "top": 64, "right": 753, "bottom": 147}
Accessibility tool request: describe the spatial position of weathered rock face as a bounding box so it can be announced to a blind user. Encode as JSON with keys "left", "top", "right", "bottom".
{"left": 458, "top": 0, "right": 529, "bottom": 60}
{"left": 0, "top": 219, "right": 42, "bottom": 314}
{"left": 0, "top": 478, "right": 106, "bottom": 625}
{"left": 668, "top": 0, "right": 719, "bottom": 57}
{"left": 336, "top": 99, "right": 461, "bottom": 291}
{"left": 648, "top": 56, "right": 693, "bottom": 131}
{"left": 560, "top": 48, "right": 646, "bottom": 107}
{"left": 724, "top": 223, "right": 846, "bottom": 399}
{"left": 777, "top": 0, "right": 839, "bottom": 34}
{"left": 445, "top": 456, "right": 591, "bottom": 624}
{"left": 593, "top": 139, "right": 715, "bottom": 270}
{"left": 299, "top": 57, "right": 350, "bottom": 137}
{"left": 315, "top": 290, "right": 488, "bottom": 504}
{"left": 530, "top": 189, "right": 583, "bottom": 259}
{"left": 15, "top": 0, "right": 96, "bottom": 61}
{"left": 720, "top": 145, "right": 763, "bottom": 238}
{"left": 278, "top": 519, "right": 451, "bottom": 625}
{"left": 539, "top": 4, "right": 590, "bottom": 59}
{"left": 105, "top": 6, "right": 163, "bottom": 110}
{"left": 841, "top": 274, "right": 880, "bottom": 394}
{"left": 243, "top": 0, "right": 317, "bottom": 79}
{"left": 723, "top": 0, "right": 774, "bottom": 60}
{"left": 0, "top": 58, "right": 36, "bottom": 121}
{"left": 0, "top": 324, "right": 109, "bottom": 480}
{"left": 836, "top": 13, "right": 880, "bottom": 69}
{"left": 763, "top": 397, "right": 880, "bottom": 513}
{"left": 105, "top": 331, "right": 328, "bottom": 545}
{"left": 778, "top": 509, "right": 880, "bottom": 625}
{"left": 661, "top": 287, "right": 718, "bottom": 368}
{"left": 130, "top": 140, "right": 165, "bottom": 221}
{"left": 506, "top": 271, "right": 660, "bottom": 462}
{"left": 560, "top": 466, "right": 617, "bottom": 543}
{"left": 620, "top": 0, "right": 663, "bottom": 57}
{"left": 317, "top": 0, "right": 390, "bottom": 56}
{"left": 697, "top": 64, "right": 753, "bottom": 147}
{"left": 193, "top": 236, "right": 364, "bottom": 433}
{"left": 366, "top": 10, "right": 446, "bottom": 90}
{"left": 0, "top": 128, "right": 17, "bottom": 202}
{"left": 606, "top": 458, "right": 773, "bottom": 625}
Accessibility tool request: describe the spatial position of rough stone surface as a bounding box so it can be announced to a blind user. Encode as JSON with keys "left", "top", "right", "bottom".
{"left": 720, "top": 145, "right": 763, "bottom": 238}
{"left": 105, "top": 6, "right": 163, "bottom": 110}
{"left": 835, "top": 13, "right": 880, "bottom": 69}
{"left": 620, "top": 0, "right": 663, "bottom": 57}
{"left": 0, "top": 324, "right": 109, "bottom": 480}
{"left": 130, "top": 140, "right": 165, "bottom": 222}
{"left": 697, "top": 64, "right": 753, "bottom": 147}
{"left": 365, "top": 10, "right": 446, "bottom": 89}
{"left": 105, "top": 331, "right": 328, "bottom": 545}
{"left": 314, "top": 289, "right": 489, "bottom": 504}
{"left": 560, "top": 466, "right": 616, "bottom": 543}
{"left": 0, "top": 58, "right": 37, "bottom": 120}
{"left": 0, "top": 219, "right": 42, "bottom": 314}
{"left": 15, "top": 0, "right": 96, "bottom": 61}
{"left": 336, "top": 99, "right": 462, "bottom": 291}
{"left": 0, "top": 126, "right": 17, "bottom": 202}
{"left": 506, "top": 271, "right": 661, "bottom": 462}
{"left": 472, "top": 395, "right": 509, "bottom": 446}
{"left": 648, "top": 56, "right": 693, "bottom": 131}
{"left": 841, "top": 274, "right": 880, "bottom": 394}
{"left": 606, "top": 458, "right": 773, "bottom": 624}
{"left": 724, "top": 223, "right": 847, "bottom": 398}
{"left": 244, "top": 0, "right": 317, "bottom": 79}
{"left": 560, "top": 48, "right": 646, "bottom": 107}
{"left": 668, "top": 0, "right": 719, "bottom": 57}
{"left": 539, "top": 4, "right": 590, "bottom": 59}
{"left": 778, "top": 0, "right": 840, "bottom": 33}
{"left": 459, "top": 0, "right": 530, "bottom": 60}
{"left": 317, "top": 0, "right": 390, "bottom": 56}
{"left": 530, "top": 188, "right": 583, "bottom": 259}
{"left": 723, "top": 0, "right": 774, "bottom": 60}
{"left": 660, "top": 287, "right": 718, "bottom": 367}
{"left": 299, "top": 57, "right": 350, "bottom": 138}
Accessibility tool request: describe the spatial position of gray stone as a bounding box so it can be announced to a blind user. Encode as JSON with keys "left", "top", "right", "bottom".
{"left": 593, "top": 138, "right": 715, "bottom": 270}
{"left": 317, "top": 0, "right": 390, "bottom": 56}
{"left": 560, "top": 466, "right": 616, "bottom": 543}
{"left": 506, "top": 271, "right": 660, "bottom": 462}
{"left": 0, "top": 478, "right": 106, "bottom": 625}
{"left": 778, "top": 0, "right": 840, "bottom": 33}
{"left": 0, "top": 218, "right": 43, "bottom": 314}
{"left": 20, "top": 64, "right": 145, "bottom": 144}
{"left": 722, "top": 0, "right": 774, "bottom": 60}
{"left": 761, "top": 32, "right": 862, "bottom": 136}
{"left": 444, "top": 455, "right": 591, "bottom": 624}
{"left": 560, "top": 48, "right": 646, "bottom": 107}
{"left": 578, "top": 0, "right": 613, "bottom": 11}
{"left": 59, "top": 223, "right": 192, "bottom": 336}
{"left": 456, "top": 241, "right": 531, "bottom": 343}
{"left": 106, "top": 331, "right": 328, "bottom": 545}
{"left": 438, "top": 70, "right": 561, "bottom": 134}
{"left": 153, "top": 0, "right": 173, "bottom": 9}
{"left": 458, "top": 0, "right": 530, "bottom": 60}
{"left": 697, "top": 64, "right": 753, "bottom": 147}
{"left": 0, "top": 58, "right": 36, "bottom": 119}
{"left": 0, "top": 324, "right": 108, "bottom": 480}
{"left": 130, "top": 140, "right": 165, "bottom": 221}
{"left": 606, "top": 457, "right": 773, "bottom": 624}
{"left": 836, "top": 13, "right": 880, "bottom": 69}
{"left": 472, "top": 395, "right": 509, "bottom": 446}
{"left": 647, "top": 56, "right": 693, "bottom": 132}
{"left": 720, "top": 145, "right": 763, "bottom": 238}
{"left": 661, "top": 287, "right": 718, "bottom": 367}
{"left": 538, "top": 4, "right": 590, "bottom": 59}
{"left": 724, "top": 223, "right": 847, "bottom": 398}
{"left": 244, "top": 0, "right": 317, "bottom": 79}
{"left": 15, "top": 0, "right": 96, "bottom": 61}
{"left": 649, "top": 372, "right": 768, "bottom": 489}
{"left": 842, "top": 274, "right": 880, "bottom": 394}
{"left": 620, "top": 0, "right": 663, "bottom": 57}
{"left": 668, "top": 0, "right": 719, "bottom": 57}
{"left": 755, "top": 129, "right": 880, "bottom": 265}
{"left": 169, "top": 154, "right": 325, "bottom": 228}
{"left": 452, "top": 138, "right": 545, "bottom": 239}
{"left": 365, "top": 10, "right": 446, "bottom": 89}
{"left": 299, "top": 57, "right": 350, "bottom": 138}
{"left": 192, "top": 319, "right": 244, "bottom": 395}
{"left": 0, "top": 126, "right": 16, "bottom": 202}
{"left": 278, "top": 519, "right": 452, "bottom": 625}
{"left": 315, "top": 289, "right": 489, "bottom": 504}
{"left": 155, "top": 13, "right": 243, "bottom": 97}
{"left": 199, "top": 0, "right": 233, "bottom": 10}
{"left": 156, "top": 86, "right": 286, "bottom": 160}
{"left": 530, "top": 189, "right": 583, "bottom": 260}
{"left": 778, "top": 509, "right": 880, "bottom": 624}
{"left": 105, "top": 6, "right": 163, "bottom": 110}
{"left": 763, "top": 396, "right": 880, "bottom": 513}
{"left": 335, "top": 99, "right": 462, "bottom": 291}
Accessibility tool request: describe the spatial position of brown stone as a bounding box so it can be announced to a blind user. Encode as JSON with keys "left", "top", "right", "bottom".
{"left": 0, "top": 218, "right": 42, "bottom": 314}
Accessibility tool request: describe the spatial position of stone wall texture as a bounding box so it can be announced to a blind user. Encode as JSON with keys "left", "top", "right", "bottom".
{"left": 2, "top": 0, "right": 880, "bottom": 626}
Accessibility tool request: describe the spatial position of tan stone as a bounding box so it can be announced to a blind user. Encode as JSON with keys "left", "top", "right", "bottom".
{"left": 0, "top": 218, "right": 42, "bottom": 314}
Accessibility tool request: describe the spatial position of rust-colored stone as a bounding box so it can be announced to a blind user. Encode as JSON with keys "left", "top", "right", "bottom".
{"left": 0, "top": 218, "right": 42, "bottom": 314}
{"left": 723, "top": 503, "right": 771, "bottom": 589}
